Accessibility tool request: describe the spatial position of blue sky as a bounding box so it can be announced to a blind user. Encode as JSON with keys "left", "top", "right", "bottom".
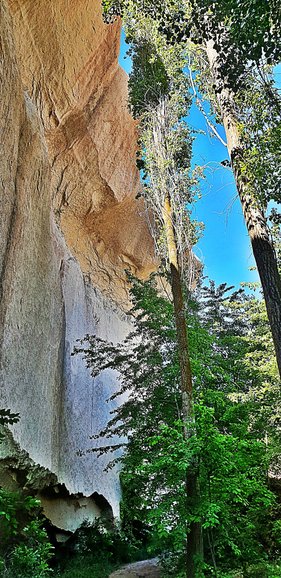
{"left": 119, "top": 32, "right": 279, "bottom": 289}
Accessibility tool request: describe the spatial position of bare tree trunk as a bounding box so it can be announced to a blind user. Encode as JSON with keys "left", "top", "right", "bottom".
{"left": 162, "top": 192, "right": 203, "bottom": 578}
{"left": 206, "top": 40, "right": 281, "bottom": 378}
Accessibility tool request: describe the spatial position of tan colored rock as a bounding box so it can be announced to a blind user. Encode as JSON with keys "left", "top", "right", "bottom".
{"left": 0, "top": 0, "right": 62, "bottom": 467}
{"left": 0, "top": 0, "right": 155, "bottom": 529}
{"left": 8, "top": 0, "right": 156, "bottom": 303}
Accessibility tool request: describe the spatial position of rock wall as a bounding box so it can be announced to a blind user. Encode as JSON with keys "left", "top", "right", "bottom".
{"left": 0, "top": 0, "right": 155, "bottom": 530}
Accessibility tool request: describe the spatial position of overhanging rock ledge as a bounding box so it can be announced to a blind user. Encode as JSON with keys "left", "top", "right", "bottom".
{"left": 0, "top": 0, "right": 155, "bottom": 530}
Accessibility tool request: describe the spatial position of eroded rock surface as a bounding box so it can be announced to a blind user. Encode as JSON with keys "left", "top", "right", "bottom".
{"left": 7, "top": 0, "right": 155, "bottom": 305}
{"left": 0, "top": 0, "right": 155, "bottom": 530}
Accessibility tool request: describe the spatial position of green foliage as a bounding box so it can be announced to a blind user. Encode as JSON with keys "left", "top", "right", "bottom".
{"left": 55, "top": 557, "right": 115, "bottom": 578}
{"left": 91, "top": 3, "right": 280, "bottom": 574}
{"left": 0, "top": 409, "right": 20, "bottom": 427}
{"left": 0, "top": 490, "right": 40, "bottom": 552}
{"left": 116, "top": 7, "right": 201, "bottom": 278}
{"left": 236, "top": 74, "right": 281, "bottom": 215}
{"left": 188, "top": 0, "right": 281, "bottom": 90}
{"left": 0, "top": 408, "right": 20, "bottom": 443}
{"left": 76, "top": 275, "right": 280, "bottom": 575}
{"left": 8, "top": 522, "right": 53, "bottom": 578}
{"left": 128, "top": 41, "right": 169, "bottom": 117}
{"left": 0, "top": 402, "right": 52, "bottom": 576}
{"left": 0, "top": 489, "right": 53, "bottom": 577}
{"left": 102, "top": 0, "right": 122, "bottom": 22}
{"left": 71, "top": 519, "right": 143, "bottom": 563}
{"left": 103, "top": 0, "right": 280, "bottom": 223}
{"left": 103, "top": 0, "right": 281, "bottom": 90}
{"left": 55, "top": 519, "right": 145, "bottom": 578}
{"left": 0, "top": 401, "right": 52, "bottom": 576}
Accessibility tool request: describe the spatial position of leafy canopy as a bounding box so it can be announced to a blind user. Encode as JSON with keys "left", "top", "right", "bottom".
{"left": 76, "top": 275, "right": 280, "bottom": 575}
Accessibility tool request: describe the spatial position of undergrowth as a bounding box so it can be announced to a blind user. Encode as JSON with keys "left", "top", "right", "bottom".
{"left": 53, "top": 519, "right": 147, "bottom": 578}
{"left": 54, "top": 556, "right": 117, "bottom": 578}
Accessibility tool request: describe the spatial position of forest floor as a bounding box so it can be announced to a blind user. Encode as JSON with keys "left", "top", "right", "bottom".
{"left": 109, "top": 558, "right": 161, "bottom": 577}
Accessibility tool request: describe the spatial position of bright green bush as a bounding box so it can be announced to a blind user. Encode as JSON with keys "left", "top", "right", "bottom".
{"left": 8, "top": 520, "right": 53, "bottom": 577}
{"left": 0, "top": 489, "right": 53, "bottom": 577}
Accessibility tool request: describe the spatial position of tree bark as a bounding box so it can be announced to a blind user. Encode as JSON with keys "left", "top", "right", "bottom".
{"left": 162, "top": 191, "right": 203, "bottom": 578}
{"left": 206, "top": 40, "right": 281, "bottom": 379}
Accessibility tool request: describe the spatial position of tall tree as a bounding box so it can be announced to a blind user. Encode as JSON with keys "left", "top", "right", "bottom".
{"left": 195, "top": 8, "right": 281, "bottom": 379}
{"left": 128, "top": 34, "right": 204, "bottom": 573}
{"left": 142, "top": 96, "right": 203, "bottom": 576}
{"left": 76, "top": 275, "right": 280, "bottom": 575}
{"left": 102, "top": 0, "right": 281, "bottom": 378}
{"left": 104, "top": 5, "right": 204, "bottom": 571}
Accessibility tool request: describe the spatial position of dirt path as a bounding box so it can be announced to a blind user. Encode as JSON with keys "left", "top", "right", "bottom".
{"left": 109, "top": 558, "right": 161, "bottom": 578}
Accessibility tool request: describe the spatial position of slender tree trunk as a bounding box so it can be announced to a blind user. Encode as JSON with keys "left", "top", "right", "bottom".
{"left": 162, "top": 192, "right": 203, "bottom": 578}
{"left": 206, "top": 40, "right": 281, "bottom": 378}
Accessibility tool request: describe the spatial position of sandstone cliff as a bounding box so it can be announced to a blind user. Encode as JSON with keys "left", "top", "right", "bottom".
{"left": 0, "top": 0, "right": 155, "bottom": 531}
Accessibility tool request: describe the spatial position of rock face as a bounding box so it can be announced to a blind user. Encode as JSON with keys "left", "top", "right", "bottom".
{"left": 0, "top": 0, "right": 155, "bottom": 530}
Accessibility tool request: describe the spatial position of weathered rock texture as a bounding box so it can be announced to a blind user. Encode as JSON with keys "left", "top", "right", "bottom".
{"left": 0, "top": 0, "right": 155, "bottom": 530}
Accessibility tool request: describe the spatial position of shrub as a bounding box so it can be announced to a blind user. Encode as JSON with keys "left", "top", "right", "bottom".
{"left": 0, "top": 490, "right": 53, "bottom": 577}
